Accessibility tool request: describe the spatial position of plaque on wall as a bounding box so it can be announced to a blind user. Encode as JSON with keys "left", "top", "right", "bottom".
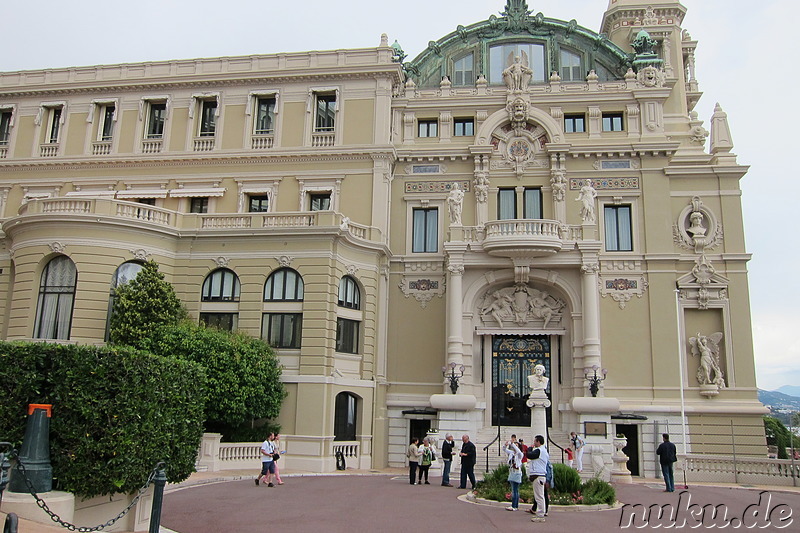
{"left": 584, "top": 421, "right": 607, "bottom": 437}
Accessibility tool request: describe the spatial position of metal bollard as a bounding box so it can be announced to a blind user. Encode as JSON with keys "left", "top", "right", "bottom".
{"left": 8, "top": 405, "right": 52, "bottom": 493}
{"left": 148, "top": 466, "right": 167, "bottom": 533}
{"left": 3, "top": 513, "right": 19, "bottom": 533}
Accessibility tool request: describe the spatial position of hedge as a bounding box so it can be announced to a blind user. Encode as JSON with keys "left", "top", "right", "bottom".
{"left": 0, "top": 341, "right": 206, "bottom": 498}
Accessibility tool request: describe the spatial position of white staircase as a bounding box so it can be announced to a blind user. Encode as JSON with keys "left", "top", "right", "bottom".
{"left": 471, "top": 427, "right": 575, "bottom": 474}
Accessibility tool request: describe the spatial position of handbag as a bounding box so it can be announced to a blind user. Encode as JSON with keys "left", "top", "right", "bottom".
{"left": 507, "top": 468, "right": 523, "bottom": 484}
{"left": 272, "top": 453, "right": 280, "bottom": 461}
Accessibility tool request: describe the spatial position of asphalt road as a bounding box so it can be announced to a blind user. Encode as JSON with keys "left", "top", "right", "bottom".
{"left": 161, "top": 475, "right": 800, "bottom": 532}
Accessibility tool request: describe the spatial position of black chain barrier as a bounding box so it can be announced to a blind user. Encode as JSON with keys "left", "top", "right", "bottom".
{"left": 6, "top": 450, "right": 165, "bottom": 532}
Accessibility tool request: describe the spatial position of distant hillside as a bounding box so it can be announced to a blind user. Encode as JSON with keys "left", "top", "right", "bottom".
{"left": 759, "top": 389, "right": 800, "bottom": 427}
{"left": 776, "top": 385, "right": 800, "bottom": 397}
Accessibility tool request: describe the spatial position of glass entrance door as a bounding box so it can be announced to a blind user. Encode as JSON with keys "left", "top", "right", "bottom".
{"left": 491, "top": 335, "right": 551, "bottom": 427}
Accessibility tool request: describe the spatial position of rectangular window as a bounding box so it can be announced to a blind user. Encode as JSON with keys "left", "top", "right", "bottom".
{"left": 498, "top": 188, "right": 517, "bottom": 220}
{"left": 190, "top": 197, "right": 209, "bottom": 213}
{"left": 418, "top": 119, "right": 438, "bottom": 138}
{"left": 200, "top": 312, "right": 238, "bottom": 331}
{"left": 412, "top": 208, "right": 438, "bottom": 253}
{"left": 489, "top": 43, "right": 546, "bottom": 85}
{"left": 199, "top": 100, "right": 217, "bottom": 136}
{"left": 99, "top": 105, "right": 115, "bottom": 141}
{"left": 309, "top": 193, "right": 331, "bottom": 211}
{"left": 0, "top": 111, "right": 11, "bottom": 145}
{"left": 262, "top": 313, "right": 302, "bottom": 349}
{"left": 564, "top": 114, "right": 585, "bottom": 133}
{"left": 315, "top": 93, "right": 336, "bottom": 132}
{"left": 47, "top": 107, "right": 62, "bottom": 144}
{"left": 137, "top": 198, "right": 156, "bottom": 206}
{"left": 453, "top": 53, "right": 474, "bottom": 86}
{"left": 523, "top": 188, "right": 542, "bottom": 219}
{"left": 147, "top": 103, "right": 166, "bottom": 138}
{"left": 255, "top": 97, "right": 276, "bottom": 134}
{"left": 604, "top": 205, "right": 633, "bottom": 251}
{"left": 454, "top": 118, "right": 474, "bottom": 137}
{"left": 560, "top": 49, "right": 583, "bottom": 81}
{"left": 249, "top": 194, "right": 269, "bottom": 212}
{"left": 336, "top": 318, "right": 360, "bottom": 354}
{"left": 602, "top": 113, "right": 624, "bottom": 132}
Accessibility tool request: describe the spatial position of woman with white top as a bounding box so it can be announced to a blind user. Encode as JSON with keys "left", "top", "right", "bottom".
{"left": 504, "top": 440, "right": 524, "bottom": 511}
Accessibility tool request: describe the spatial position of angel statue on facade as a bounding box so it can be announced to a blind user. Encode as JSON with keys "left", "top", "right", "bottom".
{"left": 502, "top": 55, "right": 532, "bottom": 92}
{"left": 688, "top": 332, "right": 725, "bottom": 388}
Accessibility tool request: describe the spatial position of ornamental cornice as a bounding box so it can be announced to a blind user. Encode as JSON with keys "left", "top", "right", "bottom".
{"left": 0, "top": 148, "right": 397, "bottom": 172}
{"left": 0, "top": 69, "right": 403, "bottom": 99}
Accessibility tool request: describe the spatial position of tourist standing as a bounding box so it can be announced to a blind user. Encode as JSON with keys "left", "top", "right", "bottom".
{"left": 504, "top": 440, "right": 523, "bottom": 511}
{"left": 255, "top": 432, "right": 276, "bottom": 487}
{"left": 440, "top": 433, "right": 455, "bottom": 487}
{"left": 457, "top": 434, "right": 477, "bottom": 490}
{"left": 656, "top": 433, "right": 678, "bottom": 492}
{"left": 570, "top": 431, "right": 585, "bottom": 472}
{"left": 526, "top": 435, "right": 549, "bottom": 522}
{"left": 418, "top": 437, "right": 433, "bottom": 484}
{"left": 407, "top": 437, "right": 421, "bottom": 485}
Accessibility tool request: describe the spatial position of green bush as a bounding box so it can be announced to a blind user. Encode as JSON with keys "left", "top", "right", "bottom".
{"left": 144, "top": 323, "right": 286, "bottom": 428}
{"left": 211, "top": 421, "right": 282, "bottom": 443}
{"left": 109, "top": 260, "right": 187, "bottom": 349}
{"left": 581, "top": 477, "right": 616, "bottom": 505}
{"left": 552, "top": 462, "right": 581, "bottom": 495}
{"left": 0, "top": 341, "right": 206, "bottom": 498}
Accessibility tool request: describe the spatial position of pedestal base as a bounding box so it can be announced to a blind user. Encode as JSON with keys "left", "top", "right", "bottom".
{"left": 0, "top": 491, "right": 75, "bottom": 526}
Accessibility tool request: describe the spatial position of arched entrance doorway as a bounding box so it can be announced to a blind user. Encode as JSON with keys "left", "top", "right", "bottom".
{"left": 491, "top": 334, "right": 552, "bottom": 427}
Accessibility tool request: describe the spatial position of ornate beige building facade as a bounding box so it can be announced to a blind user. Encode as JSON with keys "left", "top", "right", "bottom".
{"left": 0, "top": 0, "right": 766, "bottom": 477}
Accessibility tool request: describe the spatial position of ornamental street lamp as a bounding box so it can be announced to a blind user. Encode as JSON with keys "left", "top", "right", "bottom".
{"left": 442, "top": 362, "right": 465, "bottom": 394}
{"left": 584, "top": 365, "right": 607, "bottom": 397}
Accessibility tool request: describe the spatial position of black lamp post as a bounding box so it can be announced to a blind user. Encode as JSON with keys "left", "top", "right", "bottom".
{"left": 584, "top": 365, "right": 608, "bottom": 397}
{"left": 442, "top": 362, "right": 465, "bottom": 394}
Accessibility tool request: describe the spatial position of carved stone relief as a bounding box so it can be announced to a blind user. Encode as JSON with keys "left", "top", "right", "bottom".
{"left": 479, "top": 283, "right": 566, "bottom": 329}
{"left": 277, "top": 255, "right": 294, "bottom": 268}
{"left": 677, "top": 254, "right": 729, "bottom": 310}
{"left": 399, "top": 276, "right": 445, "bottom": 309}
{"left": 673, "top": 196, "right": 723, "bottom": 253}
{"left": 599, "top": 275, "right": 649, "bottom": 310}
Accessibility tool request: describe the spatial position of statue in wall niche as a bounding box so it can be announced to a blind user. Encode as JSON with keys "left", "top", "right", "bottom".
{"left": 527, "top": 364, "right": 549, "bottom": 395}
{"left": 576, "top": 180, "right": 597, "bottom": 223}
{"left": 688, "top": 210, "right": 707, "bottom": 237}
{"left": 447, "top": 183, "right": 464, "bottom": 225}
{"left": 689, "top": 332, "right": 725, "bottom": 388}
{"left": 503, "top": 55, "right": 532, "bottom": 92}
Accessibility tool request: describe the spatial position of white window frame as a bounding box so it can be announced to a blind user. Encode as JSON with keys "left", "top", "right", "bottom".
{"left": 296, "top": 176, "right": 342, "bottom": 212}
{"left": 138, "top": 96, "right": 171, "bottom": 150}
{"left": 405, "top": 197, "right": 443, "bottom": 255}
{"left": 598, "top": 194, "right": 640, "bottom": 254}
{"left": 236, "top": 179, "right": 282, "bottom": 213}
{"left": 0, "top": 104, "right": 17, "bottom": 150}
{"left": 35, "top": 101, "right": 67, "bottom": 149}
{"left": 247, "top": 90, "right": 280, "bottom": 131}
{"left": 305, "top": 86, "right": 341, "bottom": 146}
{"left": 452, "top": 53, "right": 474, "bottom": 86}
{"left": 189, "top": 92, "right": 221, "bottom": 148}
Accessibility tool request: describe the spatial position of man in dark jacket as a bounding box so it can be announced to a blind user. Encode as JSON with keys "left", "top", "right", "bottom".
{"left": 656, "top": 433, "right": 678, "bottom": 492}
{"left": 440, "top": 433, "right": 455, "bottom": 487}
{"left": 457, "top": 434, "right": 477, "bottom": 490}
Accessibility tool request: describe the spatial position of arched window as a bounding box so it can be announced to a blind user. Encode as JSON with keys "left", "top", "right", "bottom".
{"left": 34, "top": 255, "right": 77, "bottom": 340}
{"left": 202, "top": 268, "right": 240, "bottom": 301}
{"left": 264, "top": 268, "right": 304, "bottom": 301}
{"left": 337, "top": 276, "right": 360, "bottom": 310}
{"left": 334, "top": 392, "right": 358, "bottom": 441}
{"left": 200, "top": 268, "right": 241, "bottom": 331}
{"left": 106, "top": 261, "right": 144, "bottom": 340}
{"left": 262, "top": 268, "right": 304, "bottom": 349}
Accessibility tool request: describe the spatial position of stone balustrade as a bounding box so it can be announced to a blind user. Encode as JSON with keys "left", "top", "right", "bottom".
{"left": 681, "top": 454, "right": 800, "bottom": 486}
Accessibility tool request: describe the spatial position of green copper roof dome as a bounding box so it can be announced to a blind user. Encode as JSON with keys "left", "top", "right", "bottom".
{"left": 406, "top": 0, "right": 631, "bottom": 87}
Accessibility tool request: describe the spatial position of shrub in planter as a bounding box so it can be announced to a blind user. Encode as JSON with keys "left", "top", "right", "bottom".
{"left": 581, "top": 477, "right": 616, "bottom": 505}
{"left": 552, "top": 462, "right": 581, "bottom": 495}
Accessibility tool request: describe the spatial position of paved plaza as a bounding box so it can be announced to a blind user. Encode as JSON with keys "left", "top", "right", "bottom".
{"left": 4, "top": 469, "right": 799, "bottom": 532}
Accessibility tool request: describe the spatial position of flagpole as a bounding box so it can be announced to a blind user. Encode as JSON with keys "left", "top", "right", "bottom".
{"left": 675, "top": 287, "right": 689, "bottom": 488}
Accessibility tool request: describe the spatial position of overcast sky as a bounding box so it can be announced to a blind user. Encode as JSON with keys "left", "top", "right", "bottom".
{"left": 4, "top": 1, "right": 797, "bottom": 391}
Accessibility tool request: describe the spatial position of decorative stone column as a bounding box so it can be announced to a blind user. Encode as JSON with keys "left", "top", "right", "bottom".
{"left": 580, "top": 262, "right": 602, "bottom": 373}
{"left": 472, "top": 153, "right": 490, "bottom": 226}
{"left": 446, "top": 258, "right": 464, "bottom": 368}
